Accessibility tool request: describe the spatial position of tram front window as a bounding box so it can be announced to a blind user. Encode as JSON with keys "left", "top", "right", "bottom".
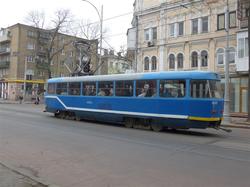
{"left": 191, "top": 80, "right": 222, "bottom": 98}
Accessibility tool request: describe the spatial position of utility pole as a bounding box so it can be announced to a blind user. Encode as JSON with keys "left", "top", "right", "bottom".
{"left": 135, "top": 15, "right": 138, "bottom": 72}
{"left": 224, "top": 0, "right": 231, "bottom": 123}
{"left": 98, "top": 5, "right": 103, "bottom": 75}
{"left": 23, "top": 60, "right": 27, "bottom": 101}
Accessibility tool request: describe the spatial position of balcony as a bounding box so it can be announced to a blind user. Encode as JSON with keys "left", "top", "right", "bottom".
{"left": 0, "top": 29, "right": 11, "bottom": 43}
{"left": 0, "top": 48, "right": 10, "bottom": 55}
{"left": 0, "top": 61, "right": 10, "bottom": 69}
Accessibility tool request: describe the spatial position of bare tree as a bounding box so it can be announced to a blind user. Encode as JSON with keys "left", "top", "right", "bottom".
{"left": 78, "top": 19, "right": 108, "bottom": 40}
{"left": 25, "top": 9, "right": 76, "bottom": 78}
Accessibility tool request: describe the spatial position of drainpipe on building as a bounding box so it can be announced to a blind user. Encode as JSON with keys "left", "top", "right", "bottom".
{"left": 248, "top": 9, "right": 250, "bottom": 122}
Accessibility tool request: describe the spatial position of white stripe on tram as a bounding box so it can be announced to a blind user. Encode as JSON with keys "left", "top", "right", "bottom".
{"left": 45, "top": 95, "right": 188, "bottom": 120}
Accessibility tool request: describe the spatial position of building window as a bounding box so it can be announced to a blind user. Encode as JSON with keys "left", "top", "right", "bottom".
{"left": 238, "top": 38, "right": 245, "bottom": 58}
{"left": 201, "top": 50, "right": 208, "bottom": 67}
{"left": 229, "top": 11, "right": 236, "bottom": 28}
{"left": 151, "top": 56, "right": 157, "bottom": 71}
{"left": 169, "top": 54, "right": 175, "bottom": 69}
{"left": 217, "top": 14, "right": 225, "bottom": 30}
{"left": 246, "top": 38, "right": 249, "bottom": 57}
{"left": 238, "top": 37, "right": 249, "bottom": 58}
{"left": 144, "top": 27, "right": 157, "bottom": 41}
{"left": 177, "top": 53, "right": 183, "bottom": 69}
{"left": 26, "top": 74, "right": 32, "bottom": 80}
{"left": 27, "top": 30, "right": 35, "bottom": 38}
{"left": 144, "top": 57, "right": 149, "bottom": 71}
{"left": 191, "top": 51, "right": 198, "bottom": 67}
{"left": 178, "top": 22, "right": 184, "bottom": 36}
{"left": 217, "top": 48, "right": 224, "bottom": 65}
{"left": 229, "top": 47, "right": 236, "bottom": 63}
{"left": 144, "top": 29, "right": 150, "bottom": 41}
{"left": 169, "top": 23, "right": 175, "bottom": 37}
{"left": 192, "top": 19, "right": 198, "bottom": 34}
{"left": 201, "top": 17, "right": 208, "bottom": 33}
{"left": 27, "top": 43, "right": 35, "bottom": 50}
{"left": 152, "top": 27, "right": 157, "bottom": 40}
{"left": 26, "top": 56, "right": 33, "bottom": 63}
{"left": 39, "top": 71, "right": 45, "bottom": 77}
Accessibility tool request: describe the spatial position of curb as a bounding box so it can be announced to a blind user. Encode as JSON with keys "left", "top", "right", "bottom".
{"left": 221, "top": 123, "right": 250, "bottom": 129}
{"left": 0, "top": 162, "right": 50, "bottom": 187}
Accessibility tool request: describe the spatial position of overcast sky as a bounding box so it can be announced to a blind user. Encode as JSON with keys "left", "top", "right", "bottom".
{"left": 0, "top": 0, "right": 134, "bottom": 51}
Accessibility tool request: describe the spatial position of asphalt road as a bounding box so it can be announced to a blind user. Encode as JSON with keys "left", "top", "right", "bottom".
{"left": 0, "top": 104, "right": 250, "bottom": 187}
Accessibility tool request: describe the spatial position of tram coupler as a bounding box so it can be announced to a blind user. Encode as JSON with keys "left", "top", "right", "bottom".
{"left": 214, "top": 126, "right": 232, "bottom": 133}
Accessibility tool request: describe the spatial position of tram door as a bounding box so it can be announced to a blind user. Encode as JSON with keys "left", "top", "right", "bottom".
{"left": 240, "top": 87, "right": 248, "bottom": 113}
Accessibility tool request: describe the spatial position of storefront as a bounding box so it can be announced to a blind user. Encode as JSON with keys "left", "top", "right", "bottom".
{"left": 222, "top": 74, "right": 249, "bottom": 116}
{"left": 0, "top": 79, "right": 45, "bottom": 101}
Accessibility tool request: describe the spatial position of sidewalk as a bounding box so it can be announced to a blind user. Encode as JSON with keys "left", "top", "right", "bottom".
{"left": 0, "top": 163, "right": 47, "bottom": 187}
{"left": 0, "top": 99, "right": 42, "bottom": 104}
{"left": 221, "top": 117, "right": 250, "bottom": 129}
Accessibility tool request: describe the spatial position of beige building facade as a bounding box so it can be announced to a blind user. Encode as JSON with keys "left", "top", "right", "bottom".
{"left": 128, "top": 0, "right": 249, "bottom": 115}
{"left": 100, "top": 50, "right": 132, "bottom": 75}
{"left": 0, "top": 23, "right": 98, "bottom": 101}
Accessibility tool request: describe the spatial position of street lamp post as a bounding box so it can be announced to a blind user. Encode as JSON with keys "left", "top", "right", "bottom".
{"left": 81, "top": 0, "right": 103, "bottom": 75}
{"left": 23, "top": 60, "right": 27, "bottom": 101}
{"left": 223, "top": 0, "right": 230, "bottom": 123}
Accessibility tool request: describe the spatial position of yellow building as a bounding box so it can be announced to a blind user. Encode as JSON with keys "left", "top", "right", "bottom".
{"left": 128, "top": 0, "right": 249, "bottom": 115}
{"left": 0, "top": 23, "right": 98, "bottom": 101}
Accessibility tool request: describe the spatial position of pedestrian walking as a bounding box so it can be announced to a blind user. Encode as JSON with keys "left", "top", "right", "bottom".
{"left": 34, "top": 95, "right": 40, "bottom": 105}
{"left": 18, "top": 95, "right": 23, "bottom": 104}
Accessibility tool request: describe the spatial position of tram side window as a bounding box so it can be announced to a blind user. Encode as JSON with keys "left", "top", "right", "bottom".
{"left": 47, "top": 83, "right": 56, "bottom": 94}
{"left": 191, "top": 80, "right": 222, "bottom": 98}
{"left": 82, "top": 82, "right": 96, "bottom": 96}
{"left": 98, "top": 81, "right": 113, "bottom": 96}
{"left": 159, "top": 80, "right": 185, "bottom": 98}
{"left": 68, "top": 82, "right": 81, "bottom": 95}
{"left": 136, "top": 80, "right": 156, "bottom": 97}
{"left": 56, "top": 83, "right": 68, "bottom": 95}
{"left": 115, "top": 80, "right": 133, "bottom": 97}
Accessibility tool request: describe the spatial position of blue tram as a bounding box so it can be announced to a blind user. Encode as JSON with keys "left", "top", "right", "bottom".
{"left": 44, "top": 71, "right": 224, "bottom": 131}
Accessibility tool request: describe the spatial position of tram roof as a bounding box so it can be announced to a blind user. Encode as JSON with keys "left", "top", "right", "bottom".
{"left": 47, "top": 71, "right": 220, "bottom": 83}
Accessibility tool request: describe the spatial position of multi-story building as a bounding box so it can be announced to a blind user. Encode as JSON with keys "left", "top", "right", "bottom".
{"left": 128, "top": 0, "right": 249, "bottom": 115}
{"left": 236, "top": 0, "right": 249, "bottom": 114}
{"left": 0, "top": 23, "right": 98, "bottom": 101}
{"left": 100, "top": 49, "right": 132, "bottom": 75}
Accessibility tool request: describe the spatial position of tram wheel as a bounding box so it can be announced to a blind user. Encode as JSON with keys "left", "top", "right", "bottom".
{"left": 124, "top": 118, "right": 135, "bottom": 128}
{"left": 58, "top": 112, "right": 66, "bottom": 119}
{"left": 151, "top": 124, "right": 163, "bottom": 132}
{"left": 75, "top": 116, "right": 81, "bottom": 121}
